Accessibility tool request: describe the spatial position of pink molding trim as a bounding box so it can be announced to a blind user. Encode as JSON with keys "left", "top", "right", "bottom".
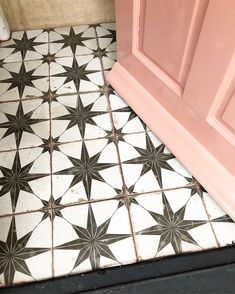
{"left": 107, "top": 62, "right": 235, "bottom": 221}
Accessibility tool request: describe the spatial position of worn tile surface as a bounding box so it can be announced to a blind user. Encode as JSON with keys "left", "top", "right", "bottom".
{"left": 0, "top": 23, "right": 234, "bottom": 288}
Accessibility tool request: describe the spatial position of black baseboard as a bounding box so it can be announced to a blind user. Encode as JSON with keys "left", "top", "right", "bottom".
{"left": 2, "top": 245, "right": 235, "bottom": 294}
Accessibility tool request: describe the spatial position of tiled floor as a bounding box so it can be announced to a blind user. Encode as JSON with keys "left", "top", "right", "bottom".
{"left": 0, "top": 23, "right": 234, "bottom": 287}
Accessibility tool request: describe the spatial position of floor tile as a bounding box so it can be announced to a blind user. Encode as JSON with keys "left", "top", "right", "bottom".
{"left": 0, "top": 148, "right": 51, "bottom": 215}
{"left": 96, "top": 23, "right": 116, "bottom": 52}
{"left": 50, "top": 55, "right": 104, "bottom": 94}
{"left": 49, "top": 25, "right": 97, "bottom": 58}
{"left": 0, "top": 60, "right": 49, "bottom": 101}
{"left": 0, "top": 30, "right": 49, "bottom": 63}
{"left": 51, "top": 139, "right": 123, "bottom": 204}
{"left": 0, "top": 213, "right": 52, "bottom": 287}
{"left": 203, "top": 193, "right": 235, "bottom": 246}
{"left": 109, "top": 91, "right": 148, "bottom": 134}
{"left": 0, "top": 99, "right": 50, "bottom": 151}
{"left": 53, "top": 200, "right": 136, "bottom": 277}
{"left": 118, "top": 131, "right": 191, "bottom": 193}
{"left": 101, "top": 51, "right": 117, "bottom": 70}
{"left": 130, "top": 189, "right": 218, "bottom": 261}
{"left": 51, "top": 93, "right": 112, "bottom": 142}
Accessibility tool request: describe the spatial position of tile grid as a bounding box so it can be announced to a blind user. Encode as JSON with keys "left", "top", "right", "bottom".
{"left": 0, "top": 23, "right": 234, "bottom": 287}
{"left": 0, "top": 24, "right": 213, "bottom": 250}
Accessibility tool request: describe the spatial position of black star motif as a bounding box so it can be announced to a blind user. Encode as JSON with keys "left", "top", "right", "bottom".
{"left": 54, "top": 142, "right": 116, "bottom": 200}
{"left": 0, "top": 101, "right": 47, "bottom": 148}
{"left": 0, "top": 217, "right": 49, "bottom": 286}
{"left": 137, "top": 193, "right": 207, "bottom": 254}
{"left": 0, "top": 62, "right": 45, "bottom": 98}
{"left": 123, "top": 133, "right": 175, "bottom": 188}
{"left": 41, "top": 88, "right": 57, "bottom": 103}
{"left": 41, "top": 52, "right": 56, "bottom": 64}
{"left": 0, "top": 151, "right": 48, "bottom": 211}
{"left": 116, "top": 184, "right": 138, "bottom": 209}
{"left": 53, "top": 27, "right": 93, "bottom": 55}
{"left": 53, "top": 95, "right": 106, "bottom": 138}
{"left": 56, "top": 204, "right": 130, "bottom": 270}
{"left": 185, "top": 176, "right": 207, "bottom": 196}
{"left": 40, "top": 136, "right": 61, "bottom": 154}
{"left": 4, "top": 31, "right": 43, "bottom": 60}
{"left": 41, "top": 196, "right": 63, "bottom": 221}
{"left": 52, "top": 56, "right": 99, "bottom": 92}
{"left": 105, "top": 127, "right": 126, "bottom": 145}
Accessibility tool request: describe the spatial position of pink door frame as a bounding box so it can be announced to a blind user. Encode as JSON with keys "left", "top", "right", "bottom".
{"left": 107, "top": 0, "right": 235, "bottom": 220}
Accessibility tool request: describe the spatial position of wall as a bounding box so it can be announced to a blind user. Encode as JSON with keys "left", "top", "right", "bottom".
{"left": 0, "top": 0, "right": 115, "bottom": 31}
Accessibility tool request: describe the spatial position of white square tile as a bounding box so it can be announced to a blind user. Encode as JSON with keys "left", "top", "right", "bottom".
{"left": 130, "top": 189, "right": 218, "bottom": 261}
{"left": 0, "top": 213, "right": 52, "bottom": 287}
{"left": 51, "top": 93, "right": 112, "bottom": 142}
{"left": 50, "top": 55, "right": 104, "bottom": 94}
{"left": 51, "top": 139, "right": 123, "bottom": 204}
{"left": 53, "top": 200, "right": 136, "bottom": 277}
{"left": 0, "top": 148, "right": 51, "bottom": 215}
{"left": 0, "top": 99, "right": 50, "bottom": 151}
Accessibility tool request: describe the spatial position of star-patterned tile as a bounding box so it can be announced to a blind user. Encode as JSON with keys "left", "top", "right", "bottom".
{"left": 0, "top": 29, "right": 49, "bottom": 63}
{"left": 203, "top": 193, "right": 235, "bottom": 247}
{"left": 53, "top": 200, "right": 137, "bottom": 277}
{"left": 130, "top": 189, "right": 218, "bottom": 261}
{"left": 0, "top": 213, "right": 52, "bottom": 287}
{"left": 0, "top": 23, "right": 234, "bottom": 288}
{"left": 51, "top": 93, "right": 112, "bottom": 142}
{"left": 50, "top": 55, "right": 104, "bottom": 94}
{"left": 0, "top": 99, "right": 50, "bottom": 151}
{"left": 0, "top": 148, "right": 51, "bottom": 215}
{"left": 0, "top": 60, "right": 49, "bottom": 101}
{"left": 49, "top": 25, "right": 97, "bottom": 58}
{"left": 118, "top": 131, "right": 191, "bottom": 193}
{"left": 51, "top": 139, "right": 123, "bottom": 205}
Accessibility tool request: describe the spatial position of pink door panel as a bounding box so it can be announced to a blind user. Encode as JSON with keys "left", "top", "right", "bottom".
{"left": 107, "top": 0, "right": 235, "bottom": 219}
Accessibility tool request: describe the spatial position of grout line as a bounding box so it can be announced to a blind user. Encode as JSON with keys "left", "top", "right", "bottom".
{"left": 1, "top": 184, "right": 198, "bottom": 219}
{"left": 48, "top": 36, "right": 55, "bottom": 277}
{"left": 200, "top": 191, "right": 220, "bottom": 247}
{"left": 0, "top": 195, "right": 127, "bottom": 219}
{"left": 0, "top": 130, "right": 148, "bottom": 154}
{"left": 126, "top": 196, "right": 140, "bottom": 262}
{"left": 0, "top": 184, "right": 198, "bottom": 219}
{"left": 0, "top": 89, "right": 105, "bottom": 104}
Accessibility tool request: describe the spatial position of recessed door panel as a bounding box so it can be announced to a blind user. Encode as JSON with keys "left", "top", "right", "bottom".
{"left": 139, "top": 0, "right": 208, "bottom": 86}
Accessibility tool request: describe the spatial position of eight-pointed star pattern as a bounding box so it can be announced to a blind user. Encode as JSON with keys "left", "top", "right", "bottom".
{"left": 54, "top": 142, "right": 117, "bottom": 200}
{"left": 51, "top": 56, "right": 100, "bottom": 93}
{"left": 0, "top": 151, "right": 48, "bottom": 211}
{"left": 51, "top": 26, "right": 95, "bottom": 55}
{"left": 56, "top": 204, "right": 130, "bottom": 270}
{"left": 52, "top": 94, "right": 108, "bottom": 139}
{"left": 2, "top": 31, "right": 45, "bottom": 61}
{"left": 137, "top": 193, "right": 207, "bottom": 254}
{"left": 0, "top": 62, "right": 47, "bottom": 99}
{"left": 123, "top": 132, "right": 175, "bottom": 188}
{"left": 0, "top": 217, "right": 49, "bottom": 286}
{"left": 0, "top": 101, "right": 47, "bottom": 149}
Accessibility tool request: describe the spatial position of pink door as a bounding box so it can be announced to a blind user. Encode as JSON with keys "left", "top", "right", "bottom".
{"left": 107, "top": 0, "right": 235, "bottom": 219}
